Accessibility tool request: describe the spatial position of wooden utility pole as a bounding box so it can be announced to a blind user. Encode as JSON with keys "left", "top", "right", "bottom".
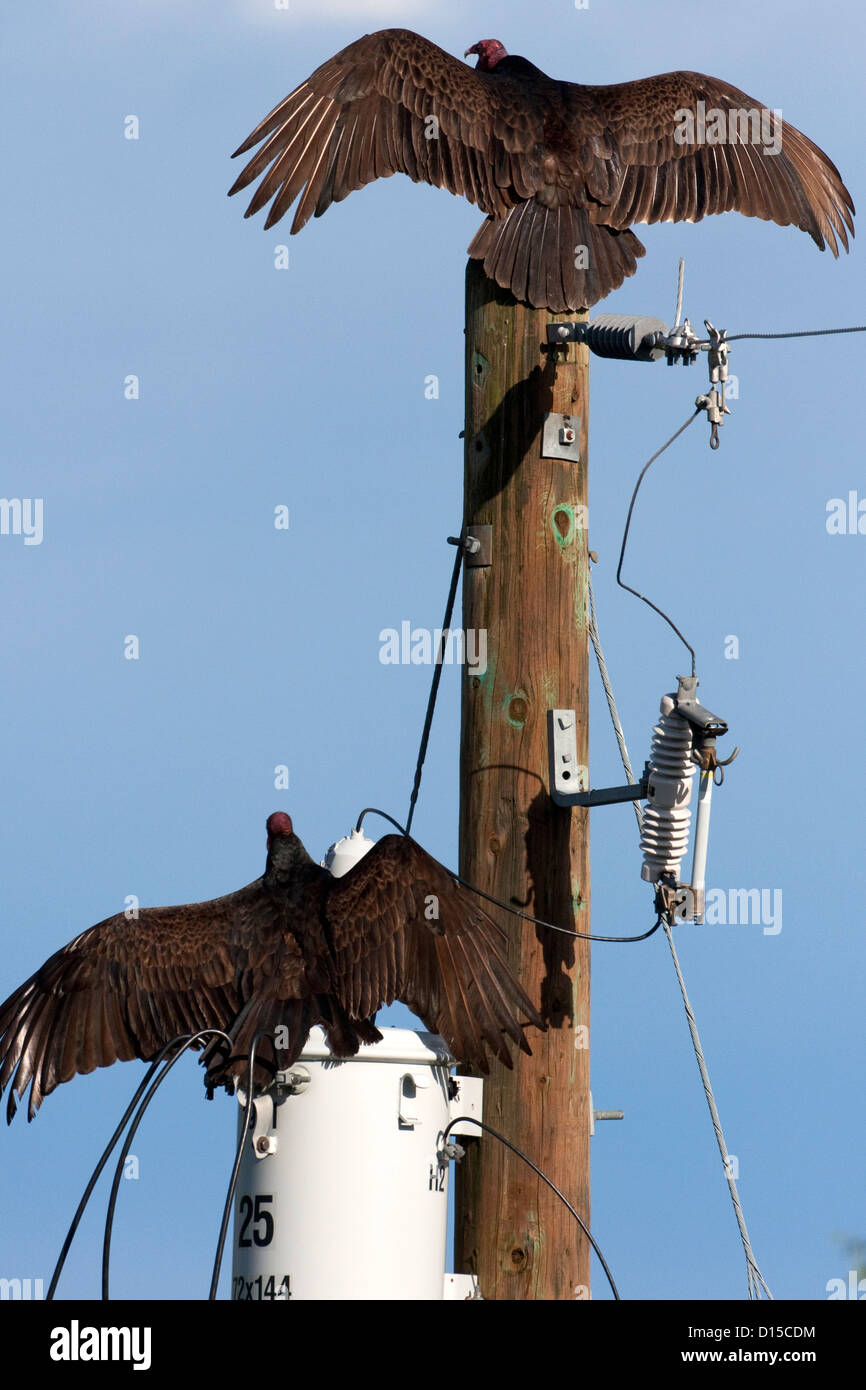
{"left": 455, "top": 262, "right": 591, "bottom": 1300}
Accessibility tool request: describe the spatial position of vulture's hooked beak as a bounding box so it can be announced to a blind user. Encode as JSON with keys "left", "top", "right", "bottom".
{"left": 464, "top": 44, "right": 479, "bottom": 58}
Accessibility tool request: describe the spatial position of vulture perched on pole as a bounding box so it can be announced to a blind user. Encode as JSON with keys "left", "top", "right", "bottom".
{"left": 229, "top": 30, "right": 854, "bottom": 311}
{"left": 0, "top": 814, "right": 544, "bottom": 1122}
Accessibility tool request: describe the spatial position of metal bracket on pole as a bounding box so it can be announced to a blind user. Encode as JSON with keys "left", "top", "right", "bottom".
{"left": 548, "top": 709, "right": 647, "bottom": 808}
{"left": 590, "top": 1089, "right": 625, "bottom": 1138}
{"left": 447, "top": 1076, "right": 483, "bottom": 1136}
{"left": 459, "top": 524, "right": 492, "bottom": 567}
{"left": 546, "top": 322, "right": 587, "bottom": 345}
{"left": 541, "top": 412, "right": 581, "bottom": 462}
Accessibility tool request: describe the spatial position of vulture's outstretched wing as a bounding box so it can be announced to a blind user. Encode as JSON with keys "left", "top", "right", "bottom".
{"left": 0, "top": 882, "right": 304, "bottom": 1122}
{"left": 228, "top": 28, "right": 544, "bottom": 229}
{"left": 326, "top": 834, "right": 545, "bottom": 1073}
{"left": 566, "top": 71, "right": 853, "bottom": 254}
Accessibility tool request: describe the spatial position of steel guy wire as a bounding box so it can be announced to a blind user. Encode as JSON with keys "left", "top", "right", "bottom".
{"left": 585, "top": 581, "right": 773, "bottom": 1300}
{"left": 588, "top": 566, "right": 643, "bottom": 836}
{"left": 661, "top": 921, "right": 773, "bottom": 1300}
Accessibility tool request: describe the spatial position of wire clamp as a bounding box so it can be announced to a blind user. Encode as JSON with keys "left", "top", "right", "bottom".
{"left": 439, "top": 1140, "right": 466, "bottom": 1165}
{"left": 696, "top": 321, "right": 732, "bottom": 448}
{"left": 695, "top": 389, "right": 730, "bottom": 449}
{"left": 663, "top": 316, "right": 701, "bottom": 365}
{"left": 654, "top": 878, "right": 683, "bottom": 922}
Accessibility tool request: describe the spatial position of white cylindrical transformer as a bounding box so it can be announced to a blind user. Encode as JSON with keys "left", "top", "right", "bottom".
{"left": 230, "top": 1027, "right": 455, "bottom": 1301}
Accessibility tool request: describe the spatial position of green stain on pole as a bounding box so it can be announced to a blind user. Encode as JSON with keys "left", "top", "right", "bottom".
{"left": 505, "top": 692, "right": 529, "bottom": 728}
{"left": 571, "top": 878, "right": 587, "bottom": 914}
{"left": 471, "top": 350, "right": 490, "bottom": 388}
{"left": 551, "top": 504, "right": 575, "bottom": 549}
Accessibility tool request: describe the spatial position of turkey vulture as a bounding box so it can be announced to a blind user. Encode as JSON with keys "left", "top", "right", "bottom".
{"left": 228, "top": 30, "right": 854, "bottom": 311}
{"left": 0, "top": 814, "right": 543, "bottom": 1122}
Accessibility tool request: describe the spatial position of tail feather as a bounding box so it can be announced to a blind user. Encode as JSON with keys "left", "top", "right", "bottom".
{"left": 468, "top": 201, "right": 645, "bottom": 312}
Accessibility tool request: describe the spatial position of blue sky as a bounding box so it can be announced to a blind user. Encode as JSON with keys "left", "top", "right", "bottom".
{"left": 1, "top": 0, "right": 864, "bottom": 1301}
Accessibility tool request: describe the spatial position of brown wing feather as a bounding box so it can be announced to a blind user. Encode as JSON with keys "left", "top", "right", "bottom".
{"left": 568, "top": 71, "right": 853, "bottom": 253}
{"left": 228, "top": 29, "right": 546, "bottom": 231}
{"left": 0, "top": 880, "right": 306, "bottom": 1122}
{"left": 325, "top": 836, "right": 544, "bottom": 1072}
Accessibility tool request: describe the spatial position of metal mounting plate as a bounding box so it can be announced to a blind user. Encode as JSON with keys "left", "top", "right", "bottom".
{"left": 448, "top": 1076, "right": 483, "bottom": 1135}
{"left": 542, "top": 412, "right": 581, "bottom": 463}
{"left": 548, "top": 709, "right": 588, "bottom": 802}
{"left": 463, "top": 524, "right": 491, "bottom": 567}
{"left": 547, "top": 322, "right": 585, "bottom": 344}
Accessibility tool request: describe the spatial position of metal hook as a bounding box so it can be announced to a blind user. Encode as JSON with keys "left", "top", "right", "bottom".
{"left": 708, "top": 744, "right": 740, "bottom": 784}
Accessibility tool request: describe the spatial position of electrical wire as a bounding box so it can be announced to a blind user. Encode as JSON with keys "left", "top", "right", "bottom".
{"left": 356, "top": 806, "right": 661, "bottom": 942}
{"left": 453, "top": 873, "right": 661, "bottom": 944}
{"left": 356, "top": 806, "right": 408, "bottom": 837}
{"left": 726, "top": 324, "right": 866, "bottom": 343}
{"left": 101, "top": 1029, "right": 232, "bottom": 1300}
{"left": 405, "top": 537, "right": 465, "bottom": 836}
{"left": 441, "top": 1115, "right": 620, "bottom": 1300}
{"left": 46, "top": 1054, "right": 167, "bottom": 1300}
{"left": 616, "top": 409, "right": 701, "bottom": 675}
{"left": 209, "top": 1031, "right": 269, "bottom": 1300}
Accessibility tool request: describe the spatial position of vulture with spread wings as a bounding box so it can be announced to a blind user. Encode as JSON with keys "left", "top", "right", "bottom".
{"left": 229, "top": 29, "right": 854, "bottom": 310}
{"left": 0, "top": 813, "right": 544, "bottom": 1122}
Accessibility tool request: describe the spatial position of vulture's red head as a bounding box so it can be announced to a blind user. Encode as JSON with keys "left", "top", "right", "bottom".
{"left": 266, "top": 812, "right": 294, "bottom": 846}
{"left": 464, "top": 39, "right": 508, "bottom": 71}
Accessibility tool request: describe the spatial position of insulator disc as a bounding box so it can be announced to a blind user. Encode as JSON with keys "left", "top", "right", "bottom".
{"left": 584, "top": 314, "right": 669, "bottom": 362}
